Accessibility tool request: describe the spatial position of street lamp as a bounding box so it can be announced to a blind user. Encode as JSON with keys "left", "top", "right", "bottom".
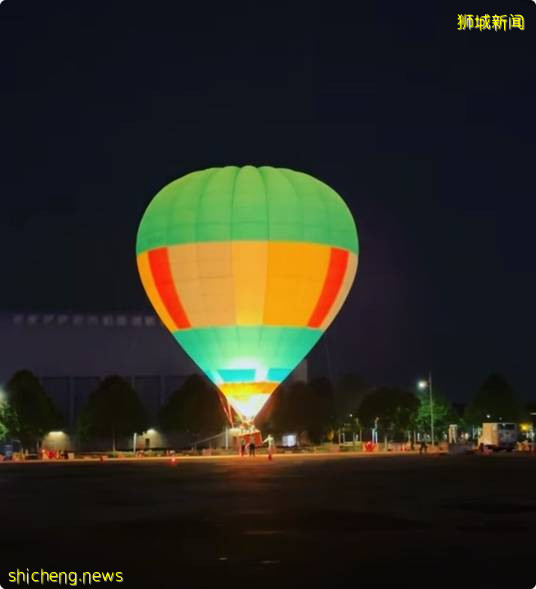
{"left": 418, "top": 372, "right": 434, "bottom": 446}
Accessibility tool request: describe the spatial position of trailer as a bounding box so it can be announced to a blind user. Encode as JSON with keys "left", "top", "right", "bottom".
{"left": 478, "top": 422, "right": 517, "bottom": 452}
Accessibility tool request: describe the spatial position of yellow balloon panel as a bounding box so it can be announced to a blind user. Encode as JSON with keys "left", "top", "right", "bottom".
{"left": 219, "top": 382, "right": 278, "bottom": 423}
{"left": 164, "top": 240, "right": 335, "bottom": 329}
{"left": 262, "top": 242, "right": 330, "bottom": 326}
{"left": 232, "top": 241, "right": 268, "bottom": 325}
{"left": 168, "top": 242, "right": 235, "bottom": 327}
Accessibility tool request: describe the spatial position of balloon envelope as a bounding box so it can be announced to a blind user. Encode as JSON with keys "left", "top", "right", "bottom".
{"left": 136, "top": 166, "right": 358, "bottom": 420}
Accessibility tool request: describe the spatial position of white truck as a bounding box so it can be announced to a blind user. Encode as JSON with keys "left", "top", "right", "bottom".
{"left": 478, "top": 422, "right": 517, "bottom": 452}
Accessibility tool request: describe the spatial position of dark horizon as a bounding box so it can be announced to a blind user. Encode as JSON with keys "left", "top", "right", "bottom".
{"left": 1, "top": 1, "right": 535, "bottom": 402}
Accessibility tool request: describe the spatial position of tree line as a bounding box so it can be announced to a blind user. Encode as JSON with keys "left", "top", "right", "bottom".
{"left": 259, "top": 372, "right": 533, "bottom": 444}
{"left": 0, "top": 369, "right": 534, "bottom": 451}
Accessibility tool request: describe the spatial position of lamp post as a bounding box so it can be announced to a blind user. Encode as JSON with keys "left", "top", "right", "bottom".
{"left": 418, "top": 372, "right": 434, "bottom": 447}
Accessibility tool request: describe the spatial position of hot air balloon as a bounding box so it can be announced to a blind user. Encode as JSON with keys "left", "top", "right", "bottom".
{"left": 136, "top": 166, "right": 358, "bottom": 424}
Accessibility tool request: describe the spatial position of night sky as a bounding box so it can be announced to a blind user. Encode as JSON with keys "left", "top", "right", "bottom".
{"left": 1, "top": 1, "right": 534, "bottom": 401}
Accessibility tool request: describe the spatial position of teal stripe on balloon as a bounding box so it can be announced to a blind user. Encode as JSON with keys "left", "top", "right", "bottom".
{"left": 218, "top": 369, "right": 256, "bottom": 383}
{"left": 173, "top": 325, "right": 323, "bottom": 385}
{"left": 267, "top": 368, "right": 292, "bottom": 381}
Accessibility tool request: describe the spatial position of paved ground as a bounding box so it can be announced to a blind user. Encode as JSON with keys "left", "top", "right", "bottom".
{"left": 1, "top": 453, "right": 535, "bottom": 589}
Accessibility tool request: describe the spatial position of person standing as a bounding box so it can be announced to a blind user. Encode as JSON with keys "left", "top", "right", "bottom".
{"left": 248, "top": 440, "right": 256, "bottom": 456}
{"left": 419, "top": 439, "right": 428, "bottom": 455}
{"left": 263, "top": 434, "right": 275, "bottom": 456}
{"left": 240, "top": 438, "right": 246, "bottom": 456}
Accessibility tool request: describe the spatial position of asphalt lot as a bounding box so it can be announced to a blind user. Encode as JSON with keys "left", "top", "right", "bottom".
{"left": 1, "top": 453, "right": 535, "bottom": 589}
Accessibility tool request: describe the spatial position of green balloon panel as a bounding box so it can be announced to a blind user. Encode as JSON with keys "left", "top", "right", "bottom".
{"left": 137, "top": 166, "right": 358, "bottom": 255}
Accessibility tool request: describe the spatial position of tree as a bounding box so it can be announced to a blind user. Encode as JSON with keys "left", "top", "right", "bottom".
{"left": 308, "top": 377, "right": 336, "bottom": 442}
{"left": 464, "top": 374, "right": 524, "bottom": 426}
{"left": 79, "top": 376, "right": 147, "bottom": 452}
{"left": 414, "top": 389, "right": 457, "bottom": 440}
{"left": 262, "top": 378, "right": 336, "bottom": 444}
{"left": 6, "top": 370, "right": 62, "bottom": 451}
{"left": 159, "top": 374, "right": 227, "bottom": 436}
{"left": 0, "top": 404, "right": 6, "bottom": 442}
{"left": 334, "top": 373, "right": 369, "bottom": 426}
{"left": 357, "top": 387, "right": 419, "bottom": 442}
{"left": 332, "top": 373, "right": 370, "bottom": 439}
{"left": 0, "top": 397, "right": 18, "bottom": 441}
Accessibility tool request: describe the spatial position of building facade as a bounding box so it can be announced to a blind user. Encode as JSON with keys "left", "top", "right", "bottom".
{"left": 0, "top": 312, "right": 308, "bottom": 431}
{"left": 0, "top": 312, "right": 199, "bottom": 427}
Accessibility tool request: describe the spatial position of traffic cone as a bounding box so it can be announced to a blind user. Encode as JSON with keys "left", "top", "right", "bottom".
{"left": 268, "top": 452, "right": 273, "bottom": 461}
{"left": 170, "top": 457, "right": 177, "bottom": 466}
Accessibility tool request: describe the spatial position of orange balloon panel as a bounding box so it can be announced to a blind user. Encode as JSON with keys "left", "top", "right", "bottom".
{"left": 137, "top": 241, "right": 357, "bottom": 331}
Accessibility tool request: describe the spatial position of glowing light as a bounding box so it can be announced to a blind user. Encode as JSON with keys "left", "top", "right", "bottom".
{"left": 418, "top": 380, "right": 428, "bottom": 390}
{"left": 48, "top": 431, "right": 65, "bottom": 437}
{"left": 282, "top": 434, "right": 297, "bottom": 447}
{"left": 225, "top": 391, "right": 272, "bottom": 420}
{"left": 146, "top": 428, "right": 157, "bottom": 435}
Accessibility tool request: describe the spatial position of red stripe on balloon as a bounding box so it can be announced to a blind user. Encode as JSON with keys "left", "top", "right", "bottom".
{"left": 307, "top": 248, "right": 349, "bottom": 328}
{"left": 148, "top": 248, "right": 191, "bottom": 329}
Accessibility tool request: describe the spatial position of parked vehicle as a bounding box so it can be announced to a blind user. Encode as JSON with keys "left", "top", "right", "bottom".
{"left": 478, "top": 422, "right": 517, "bottom": 452}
